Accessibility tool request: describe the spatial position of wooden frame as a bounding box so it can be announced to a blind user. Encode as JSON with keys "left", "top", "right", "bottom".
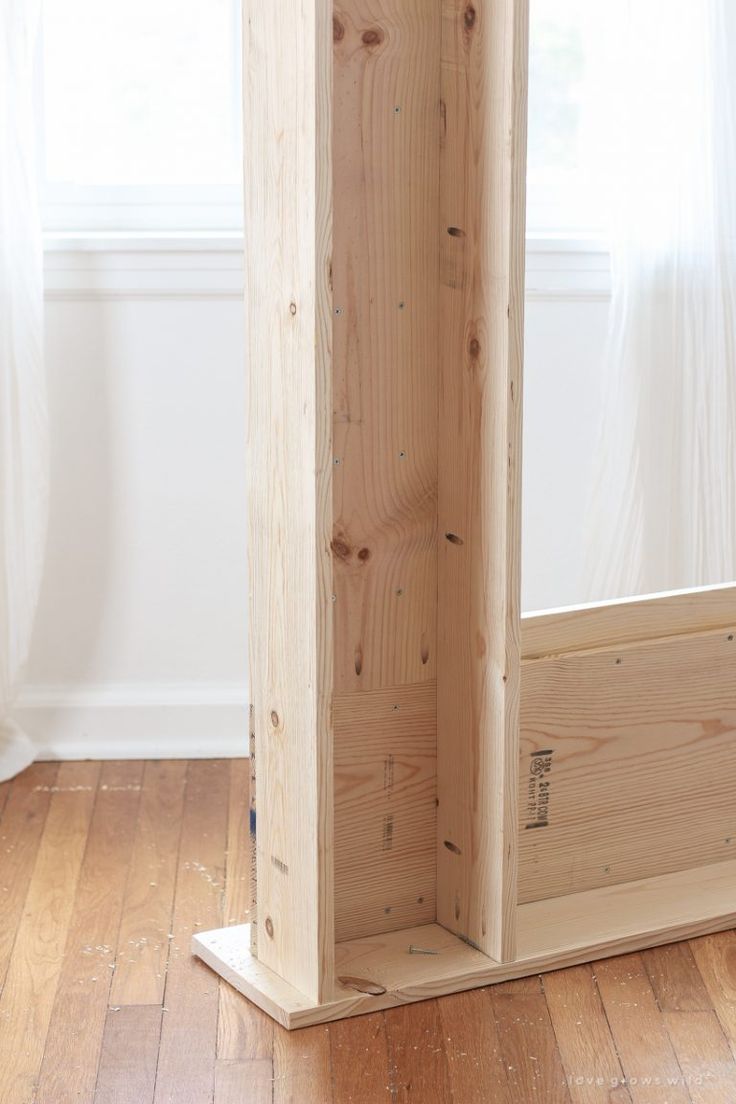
{"left": 193, "top": 0, "right": 736, "bottom": 1028}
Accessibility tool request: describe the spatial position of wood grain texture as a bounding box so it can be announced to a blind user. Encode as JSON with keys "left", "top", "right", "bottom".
{"left": 333, "top": 682, "right": 436, "bottom": 941}
{"left": 491, "top": 990, "right": 571, "bottom": 1103}
{"left": 111, "top": 761, "right": 186, "bottom": 1006}
{"left": 217, "top": 760, "right": 273, "bottom": 1061}
{"left": 385, "top": 1000, "right": 452, "bottom": 1103}
{"left": 94, "top": 1005, "right": 162, "bottom": 1104}
{"left": 4, "top": 759, "right": 736, "bottom": 1095}
{"left": 153, "top": 761, "right": 228, "bottom": 1104}
{"left": 331, "top": 0, "right": 440, "bottom": 695}
{"left": 196, "top": 858, "right": 736, "bottom": 1026}
{"left": 0, "top": 778, "right": 11, "bottom": 820}
{"left": 330, "top": 0, "right": 442, "bottom": 955}
{"left": 272, "top": 1023, "right": 334, "bottom": 1104}
{"left": 0, "top": 761, "right": 100, "bottom": 1104}
{"left": 218, "top": 985, "right": 273, "bottom": 1065}
{"left": 245, "top": 0, "right": 334, "bottom": 1001}
{"left": 438, "top": 989, "right": 511, "bottom": 1104}
{"left": 663, "top": 1011, "right": 736, "bottom": 1104}
{"left": 522, "top": 582, "right": 736, "bottom": 660}
{"left": 214, "top": 1059, "right": 273, "bottom": 1104}
{"left": 0, "top": 761, "right": 58, "bottom": 989}
{"left": 543, "top": 965, "right": 631, "bottom": 1104}
{"left": 517, "top": 860, "right": 736, "bottom": 962}
{"left": 593, "top": 953, "right": 690, "bottom": 1104}
{"left": 35, "top": 761, "right": 144, "bottom": 1104}
{"left": 689, "top": 931, "right": 736, "bottom": 1059}
{"left": 519, "top": 628, "right": 736, "bottom": 903}
{"left": 436, "top": 0, "right": 528, "bottom": 962}
{"left": 642, "top": 941, "right": 713, "bottom": 1012}
{"left": 330, "top": 1012, "right": 391, "bottom": 1103}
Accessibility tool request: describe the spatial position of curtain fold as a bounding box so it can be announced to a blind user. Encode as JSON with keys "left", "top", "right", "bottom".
{"left": 0, "top": 0, "right": 47, "bottom": 780}
{"left": 583, "top": 0, "right": 736, "bottom": 601}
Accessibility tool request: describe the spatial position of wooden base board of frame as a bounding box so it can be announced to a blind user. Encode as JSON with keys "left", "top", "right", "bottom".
{"left": 194, "top": 857, "right": 736, "bottom": 1029}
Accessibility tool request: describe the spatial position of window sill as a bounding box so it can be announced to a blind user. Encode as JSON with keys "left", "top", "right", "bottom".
{"left": 43, "top": 230, "right": 609, "bottom": 254}
{"left": 41, "top": 231, "right": 611, "bottom": 301}
{"left": 43, "top": 231, "right": 245, "bottom": 300}
{"left": 43, "top": 230, "right": 245, "bottom": 253}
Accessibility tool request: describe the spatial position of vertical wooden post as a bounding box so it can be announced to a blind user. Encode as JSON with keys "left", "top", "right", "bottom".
{"left": 196, "top": 0, "right": 736, "bottom": 1029}
{"left": 436, "top": 0, "right": 528, "bottom": 962}
{"left": 245, "top": 0, "right": 334, "bottom": 1003}
{"left": 197, "top": 0, "right": 530, "bottom": 1023}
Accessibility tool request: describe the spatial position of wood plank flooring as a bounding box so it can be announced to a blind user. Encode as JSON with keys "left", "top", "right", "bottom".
{"left": 2, "top": 759, "right": 736, "bottom": 1102}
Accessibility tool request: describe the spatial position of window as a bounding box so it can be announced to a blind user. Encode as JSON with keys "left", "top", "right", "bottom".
{"left": 41, "top": 0, "right": 602, "bottom": 239}
{"left": 40, "top": 0, "right": 243, "bottom": 232}
{"left": 527, "top": 0, "right": 607, "bottom": 236}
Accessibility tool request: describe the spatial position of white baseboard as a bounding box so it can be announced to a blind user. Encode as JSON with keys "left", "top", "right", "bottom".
{"left": 13, "top": 683, "right": 249, "bottom": 761}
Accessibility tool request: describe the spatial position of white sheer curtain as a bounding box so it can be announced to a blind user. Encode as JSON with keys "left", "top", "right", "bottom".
{"left": 583, "top": 0, "right": 736, "bottom": 601}
{"left": 0, "top": 0, "right": 47, "bottom": 780}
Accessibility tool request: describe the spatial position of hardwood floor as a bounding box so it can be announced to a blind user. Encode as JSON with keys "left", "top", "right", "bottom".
{"left": 2, "top": 760, "right": 736, "bottom": 1103}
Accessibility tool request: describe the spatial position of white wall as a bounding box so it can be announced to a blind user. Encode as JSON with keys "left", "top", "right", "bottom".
{"left": 18, "top": 240, "right": 249, "bottom": 759}
{"left": 18, "top": 239, "right": 610, "bottom": 759}
{"left": 522, "top": 243, "right": 611, "bottom": 611}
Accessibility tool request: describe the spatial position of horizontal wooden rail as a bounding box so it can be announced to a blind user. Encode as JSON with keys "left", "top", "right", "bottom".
{"left": 521, "top": 582, "right": 736, "bottom": 660}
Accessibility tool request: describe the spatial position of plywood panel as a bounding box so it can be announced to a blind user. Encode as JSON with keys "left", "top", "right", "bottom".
{"left": 331, "top": 0, "right": 441, "bottom": 695}
{"left": 519, "top": 628, "right": 736, "bottom": 903}
{"left": 334, "top": 682, "right": 437, "bottom": 941}
{"left": 245, "top": 0, "right": 334, "bottom": 1001}
{"left": 436, "top": 0, "right": 528, "bottom": 960}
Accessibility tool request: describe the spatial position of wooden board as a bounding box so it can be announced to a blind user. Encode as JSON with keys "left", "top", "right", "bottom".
{"left": 522, "top": 581, "right": 736, "bottom": 660}
{"left": 35, "top": 761, "right": 144, "bottom": 1104}
{"left": 110, "top": 760, "right": 187, "bottom": 1006}
{"left": 243, "top": 0, "right": 529, "bottom": 993}
{"left": 245, "top": 0, "right": 334, "bottom": 1002}
{"left": 193, "top": 857, "right": 736, "bottom": 1028}
{"left": 153, "top": 761, "right": 229, "bottom": 1104}
{"left": 331, "top": 0, "right": 441, "bottom": 695}
{"left": 519, "top": 626, "right": 736, "bottom": 903}
{"left": 436, "top": 0, "right": 528, "bottom": 962}
{"left": 0, "top": 763, "right": 100, "bottom": 1104}
{"left": 330, "top": 0, "right": 442, "bottom": 949}
{"left": 334, "top": 682, "right": 437, "bottom": 941}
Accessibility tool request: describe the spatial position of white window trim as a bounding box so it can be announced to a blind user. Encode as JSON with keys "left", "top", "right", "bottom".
{"left": 37, "top": 0, "right": 243, "bottom": 235}
{"left": 41, "top": 231, "right": 611, "bottom": 302}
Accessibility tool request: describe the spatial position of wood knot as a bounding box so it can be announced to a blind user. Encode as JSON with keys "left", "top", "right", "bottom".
{"left": 330, "top": 536, "right": 352, "bottom": 561}
{"left": 264, "top": 916, "right": 274, "bottom": 938}
{"left": 444, "top": 839, "right": 462, "bottom": 855}
{"left": 357, "top": 547, "right": 371, "bottom": 562}
{"left": 464, "top": 5, "right": 477, "bottom": 30}
{"left": 333, "top": 16, "right": 345, "bottom": 41}
{"left": 289, "top": 301, "right": 297, "bottom": 316}
{"left": 361, "top": 27, "right": 384, "bottom": 47}
{"left": 445, "top": 532, "right": 464, "bottom": 546}
{"left": 270, "top": 710, "right": 280, "bottom": 729}
{"left": 447, "top": 226, "right": 465, "bottom": 238}
{"left": 468, "top": 337, "right": 481, "bottom": 360}
{"left": 338, "top": 975, "right": 387, "bottom": 996}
